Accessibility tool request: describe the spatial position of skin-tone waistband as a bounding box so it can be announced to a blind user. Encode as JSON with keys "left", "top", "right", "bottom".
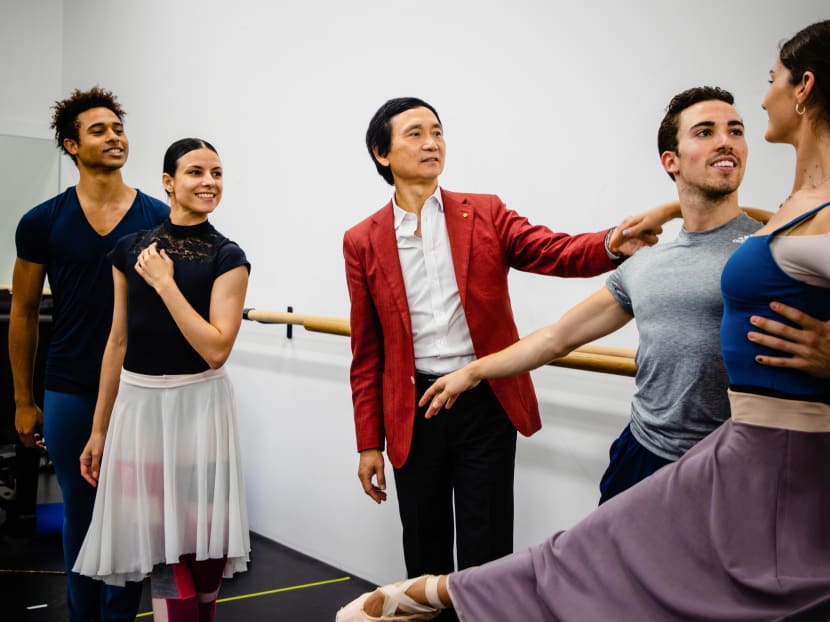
{"left": 728, "top": 389, "right": 830, "bottom": 432}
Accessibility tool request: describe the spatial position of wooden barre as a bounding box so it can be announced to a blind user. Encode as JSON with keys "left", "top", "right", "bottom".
{"left": 244, "top": 309, "right": 351, "bottom": 336}
{"left": 571, "top": 343, "right": 636, "bottom": 361}
{"left": 243, "top": 308, "right": 637, "bottom": 377}
{"left": 550, "top": 350, "right": 636, "bottom": 377}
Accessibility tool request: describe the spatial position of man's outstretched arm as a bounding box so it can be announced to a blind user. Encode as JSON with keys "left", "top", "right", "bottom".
{"left": 420, "top": 287, "right": 633, "bottom": 418}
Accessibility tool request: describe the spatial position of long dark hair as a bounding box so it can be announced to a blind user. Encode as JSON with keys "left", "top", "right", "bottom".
{"left": 780, "top": 20, "right": 830, "bottom": 127}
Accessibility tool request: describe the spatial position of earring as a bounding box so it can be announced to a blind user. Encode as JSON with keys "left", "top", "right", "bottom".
{"left": 795, "top": 102, "right": 806, "bottom": 116}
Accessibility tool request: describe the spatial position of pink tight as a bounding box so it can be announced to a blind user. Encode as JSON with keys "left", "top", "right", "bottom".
{"left": 150, "top": 554, "right": 227, "bottom": 622}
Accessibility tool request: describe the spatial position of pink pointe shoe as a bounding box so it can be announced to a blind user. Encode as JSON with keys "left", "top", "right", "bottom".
{"left": 336, "top": 575, "right": 444, "bottom": 621}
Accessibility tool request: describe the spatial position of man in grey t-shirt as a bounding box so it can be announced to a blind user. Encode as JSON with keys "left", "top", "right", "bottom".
{"left": 602, "top": 209, "right": 759, "bottom": 499}
{"left": 421, "top": 87, "right": 776, "bottom": 503}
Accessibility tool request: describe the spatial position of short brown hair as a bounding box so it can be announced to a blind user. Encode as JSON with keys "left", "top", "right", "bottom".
{"left": 657, "top": 87, "right": 734, "bottom": 180}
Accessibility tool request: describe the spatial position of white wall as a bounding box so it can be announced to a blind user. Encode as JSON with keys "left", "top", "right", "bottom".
{"left": 2, "top": 0, "right": 827, "bottom": 585}
{"left": 0, "top": 1, "right": 63, "bottom": 138}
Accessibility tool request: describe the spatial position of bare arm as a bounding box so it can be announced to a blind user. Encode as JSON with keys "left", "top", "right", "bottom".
{"left": 80, "top": 268, "right": 129, "bottom": 487}
{"left": 609, "top": 201, "right": 678, "bottom": 256}
{"left": 420, "top": 287, "right": 633, "bottom": 417}
{"left": 8, "top": 258, "right": 47, "bottom": 448}
{"left": 741, "top": 207, "right": 773, "bottom": 224}
{"left": 136, "top": 242, "right": 249, "bottom": 369}
{"left": 610, "top": 204, "right": 771, "bottom": 256}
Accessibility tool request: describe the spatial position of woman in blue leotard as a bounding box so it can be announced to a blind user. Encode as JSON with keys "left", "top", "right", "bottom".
{"left": 337, "top": 19, "right": 830, "bottom": 622}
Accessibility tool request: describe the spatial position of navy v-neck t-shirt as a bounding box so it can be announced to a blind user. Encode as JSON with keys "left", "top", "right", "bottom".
{"left": 15, "top": 187, "right": 169, "bottom": 394}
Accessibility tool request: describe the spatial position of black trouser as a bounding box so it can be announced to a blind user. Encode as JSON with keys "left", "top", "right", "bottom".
{"left": 394, "top": 373, "right": 517, "bottom": 580}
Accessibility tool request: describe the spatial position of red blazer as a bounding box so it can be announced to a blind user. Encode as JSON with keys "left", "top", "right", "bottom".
{"left": 343, "top": 189, "right": 614, "bottom": 468}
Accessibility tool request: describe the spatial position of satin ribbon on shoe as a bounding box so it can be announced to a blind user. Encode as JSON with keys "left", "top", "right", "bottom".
{"left": 336, "top": 575, "right": 444, "bottom": 621}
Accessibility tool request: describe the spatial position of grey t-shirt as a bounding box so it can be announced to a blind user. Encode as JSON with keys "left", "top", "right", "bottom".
{"left": 606, "top": 213, "right": 761, "bottom": 460}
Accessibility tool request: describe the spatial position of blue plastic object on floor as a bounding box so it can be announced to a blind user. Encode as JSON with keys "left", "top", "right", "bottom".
{"left": 35, "top": 502, "right": 63, "bottom": 535}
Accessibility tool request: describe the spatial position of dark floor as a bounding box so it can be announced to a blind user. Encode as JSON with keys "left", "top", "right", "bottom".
{"left": 0, "top": 464, "right": 375, "bottom": 621}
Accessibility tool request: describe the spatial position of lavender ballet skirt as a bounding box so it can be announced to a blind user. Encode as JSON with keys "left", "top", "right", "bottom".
{"left": 448, "top": 392, "right": 830, "bottom": 621}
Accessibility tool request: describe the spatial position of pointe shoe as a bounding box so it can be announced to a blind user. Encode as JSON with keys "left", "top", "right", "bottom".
{"left": 336, "top": 575, "right": 444, "bottom": 621}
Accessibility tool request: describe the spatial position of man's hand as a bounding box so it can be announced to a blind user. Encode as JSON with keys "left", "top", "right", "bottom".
{"left": 15, "top": 403, "right": 43, "bottom": 449}
{"left": 79, "top": 432, "right": 107, "bottom": 488}
{"left": 358, "top": 449, "right": 387, "bottom": 503}
{"left": 749, "top": 301, "right": 830, "bottom": 379}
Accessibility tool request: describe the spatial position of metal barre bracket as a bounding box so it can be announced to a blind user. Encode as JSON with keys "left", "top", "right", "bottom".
{"left": 242, "top": 306, "right": 294, "bottom": 339}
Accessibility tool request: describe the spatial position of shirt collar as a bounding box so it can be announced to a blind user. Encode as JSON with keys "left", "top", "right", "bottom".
{"left": 393, "top": 186, "right": 444, "bottom": 231}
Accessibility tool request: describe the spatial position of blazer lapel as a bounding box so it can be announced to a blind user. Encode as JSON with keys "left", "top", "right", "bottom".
{"left": 370, "top": 203, "right": 413, "bottom": 334}
{"left": 442, "top": 191, "right": 473, "bottom": 308}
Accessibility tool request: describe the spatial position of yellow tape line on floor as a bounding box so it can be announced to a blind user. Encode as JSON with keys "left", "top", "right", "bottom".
{"left": 136, "top": 575, "right": 353, "bottom": 617}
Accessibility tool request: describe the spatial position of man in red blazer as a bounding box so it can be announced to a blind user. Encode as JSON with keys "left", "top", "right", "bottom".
{"left": 343, "top": 97, "right": 668, "bottom": 589}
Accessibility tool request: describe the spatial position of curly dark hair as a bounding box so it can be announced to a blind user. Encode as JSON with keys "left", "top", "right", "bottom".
{"left": 657, "top": 86, "right": 735, "bottom": 180}
{"left": 50, "top": 86, "right": 126, "bottom": 164}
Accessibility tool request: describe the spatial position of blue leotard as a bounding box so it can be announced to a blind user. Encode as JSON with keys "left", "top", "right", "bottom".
{"left": 15, "top": 187, "right": 169, "bottom": 393}
{"left": 720, "top": 201, "right": 830, "bottom": 400}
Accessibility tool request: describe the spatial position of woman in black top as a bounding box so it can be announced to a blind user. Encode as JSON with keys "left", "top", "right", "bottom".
{"left": 75, "top": 138, "right": 251, "bottom": 622}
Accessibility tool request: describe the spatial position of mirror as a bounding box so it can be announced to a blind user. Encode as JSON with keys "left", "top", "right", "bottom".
{"left": 0, "top": 135, "right": 61, "bottom": 288}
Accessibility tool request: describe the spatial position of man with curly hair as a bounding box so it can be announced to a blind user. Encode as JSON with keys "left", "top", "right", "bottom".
{"left": 9, "top": 86, "right": 168, "bottom": 621}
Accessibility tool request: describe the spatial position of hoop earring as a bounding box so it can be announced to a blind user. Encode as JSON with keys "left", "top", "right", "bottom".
{"left": 795, "top": 102, "right": 806, "bottom": 116}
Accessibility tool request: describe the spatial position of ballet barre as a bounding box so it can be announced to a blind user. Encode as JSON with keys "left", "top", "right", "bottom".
{"left": 242, "top": 308, "right": 637, "bottom": 377}
{"left": 0, "top": 285, "right": 53, "bottom": 295}
{"left": 244, "top": 308, "right": 351, "bottom": 337}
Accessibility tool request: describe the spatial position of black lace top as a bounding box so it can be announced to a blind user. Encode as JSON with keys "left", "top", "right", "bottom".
{"left": 110, "top": 218, "right": 250, "bottom": 375}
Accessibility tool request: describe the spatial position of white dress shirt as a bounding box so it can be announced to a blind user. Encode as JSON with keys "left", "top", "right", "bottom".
{"left": 393, "top": 188, "right": 476, "bottom": 375}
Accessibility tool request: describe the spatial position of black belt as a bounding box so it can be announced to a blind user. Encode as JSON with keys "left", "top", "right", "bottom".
{"left": 415, "top": 371, "right": 490, "bottom": 397}
{"left": 415, "top": 371, "right": 443, "bottom": 385}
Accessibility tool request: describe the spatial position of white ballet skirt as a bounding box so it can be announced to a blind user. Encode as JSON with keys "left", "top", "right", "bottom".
{"left": 73, "top": 367, "right": 251, "bottom": 586}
